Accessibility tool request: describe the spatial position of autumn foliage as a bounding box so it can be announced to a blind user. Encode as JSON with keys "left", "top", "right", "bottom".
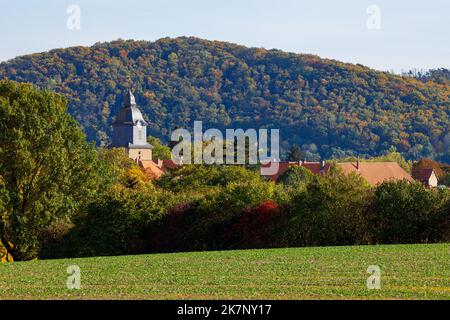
{"left": 0, "top": 37, "right": 449, "bottom": 162}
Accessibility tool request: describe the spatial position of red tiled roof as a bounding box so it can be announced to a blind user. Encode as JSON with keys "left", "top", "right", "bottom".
{"left": 413, "top": 168, "right": 435, "bottom": 181}
{"left": 139, "top": 160, "right": 165, "bottom": 179}
{"left": 262, "top": 161, "right": 413, "bottom": 185}
{"left": 138, "top": 159, "right": 179, "bottom": 180}
{"left": 412, "top": 158, "right": 446, "bottom": 179}
{"left": 261, "top": 161, "right": 331, "bottom": 182}
{"left": 161, "top": 159, "right": 178, "bottom": 170}
{"left": 337, "top": 162, "right": 413, "bottom": 186}
{"left": 302, "top": 162, "right": 332, "bottom": 175}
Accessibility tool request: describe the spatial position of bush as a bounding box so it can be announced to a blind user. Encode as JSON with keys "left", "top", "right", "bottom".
{"left": 148, "top": 202, "right": 198, "bottom": 252}
{"left": 222, "top": 200, "right": 283, "bottom": 249}
{"left": 62, "top": 184, "right": 173, "bottom": 257}
{"left": 38, "top": 219, "right": 74, "bottom": 259}
{"left": 371, "top": 181, "right": 450, "bottom": 243}
{"left": 284, "top": 167, "right": 372, "bottom": 247}
{"left": 151, "top": 169, "right": 278, "bottom": 252}
{"left": 440, "top": 173, "right": 450, "bottom": 186}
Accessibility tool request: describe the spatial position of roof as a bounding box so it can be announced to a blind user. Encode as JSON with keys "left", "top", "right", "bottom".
{"left": 138, "top": 159, "right": 179, "bottom": 180}
{"left": 412, "top": 158, "right": 446, "bottom": 179}
{"left": 412, "top": 168, "right": 436, "bottom": 181}
{"left": 114, "top": 91, "right": 148, "bottom": 126}
{"left": 138, "top": 160, "right": 165, "bottom": 179}
{"left": 337, "top": 162, "right": 414, "bottom": 185}
{"left": 161, "top": 159, "right": 179, "bottom": 170}
{"left": 261, "top": 161, "right": 331, "bottom": 182}
{"left": 128, "top": 143, "right": 153, "bottom": 149}
{"left": 123, "top": 90, "right": 136, "bottom": 107}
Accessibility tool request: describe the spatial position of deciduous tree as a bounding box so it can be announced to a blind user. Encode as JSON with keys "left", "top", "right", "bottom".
{"left": 0, "top": 80, "right": 105, "bottom": 260}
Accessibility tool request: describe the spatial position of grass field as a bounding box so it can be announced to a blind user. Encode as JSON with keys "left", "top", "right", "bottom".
{"left": 0, "top": 243, "right": 449, "bottom": 300}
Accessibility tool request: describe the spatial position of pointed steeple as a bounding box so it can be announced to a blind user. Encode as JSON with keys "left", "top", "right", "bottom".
{"left": 123, "top": 90, "right": 136, "bottom": 107}
{"left": 114, "top": 90, "right": 147, "bottom": 125}
{"left": 112, "top": 91, "right": 152, "bottom": 151}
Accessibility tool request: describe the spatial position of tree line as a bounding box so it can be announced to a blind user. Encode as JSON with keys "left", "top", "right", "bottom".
{"left": 1, "top": 80, "right": 449, "bottom": 261}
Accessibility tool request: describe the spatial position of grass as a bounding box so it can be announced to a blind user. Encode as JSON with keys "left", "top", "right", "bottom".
{"left": 0, "top": 243, "right": 449, "bottom": 300}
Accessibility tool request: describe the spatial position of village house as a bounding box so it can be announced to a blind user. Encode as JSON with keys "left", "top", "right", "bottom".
{"left": 263, "top": 159, "right": 414, "bottom": 186}
{"left": 410, "top": 158, "right": 448, "bottom": 188}
{"left": 412, "top": 168, "right": 438, "bottom": 188}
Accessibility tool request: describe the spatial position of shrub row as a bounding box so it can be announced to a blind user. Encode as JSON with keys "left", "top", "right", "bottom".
{"left": 43, "top": 165, "right": 450, "bottom": 258}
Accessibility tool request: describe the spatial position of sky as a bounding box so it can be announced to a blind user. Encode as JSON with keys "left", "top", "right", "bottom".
{"left": 0, "top": 0, "right": 448, "bottom": 72}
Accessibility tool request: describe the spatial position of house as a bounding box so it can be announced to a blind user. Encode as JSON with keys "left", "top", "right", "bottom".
{"left": 412, "top": 168, "right": 438, "bottom": 188}
{"left": 411, "top": 158, "right": 447, "bottom": 188}
{"left": 262, "top": 159, "right": 413, "bottom": 186}
{"left": 262, "top": 161, "right": 331, "bottom": 182}
{"left": 336, "top": 161, "right": 414, "bottom": 186}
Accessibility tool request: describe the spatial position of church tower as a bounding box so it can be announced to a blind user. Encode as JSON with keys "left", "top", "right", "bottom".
{"left": 112, "top": 91, "right": 153, "bottom": 162}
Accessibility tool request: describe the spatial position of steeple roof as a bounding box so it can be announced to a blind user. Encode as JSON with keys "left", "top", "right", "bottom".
{"left": 123, "top": 90, "right": 136, "bottom": 107}
{"left": 114, "top": 90, "right": 148, "bottom": 125}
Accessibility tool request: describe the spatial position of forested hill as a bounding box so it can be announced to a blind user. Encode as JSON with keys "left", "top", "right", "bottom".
{"left": 0, "top": 37, "right": 449, "bottom": 161}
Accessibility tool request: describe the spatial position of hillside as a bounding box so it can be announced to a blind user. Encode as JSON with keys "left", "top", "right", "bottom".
{"left": 0, "top": 37, "right": 449, "bottom": 161}
{"left": 1, "top": 244, "right": 449, "bottom": 299}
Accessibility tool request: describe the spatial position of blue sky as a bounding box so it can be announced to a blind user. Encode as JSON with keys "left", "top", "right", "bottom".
{"left": 0, "top": 0, "right": 448, "bottom": 72}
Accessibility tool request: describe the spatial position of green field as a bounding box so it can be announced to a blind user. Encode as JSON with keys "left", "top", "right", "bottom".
{"left": 1, "top": 243, "right": 449, "bottom": 300}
